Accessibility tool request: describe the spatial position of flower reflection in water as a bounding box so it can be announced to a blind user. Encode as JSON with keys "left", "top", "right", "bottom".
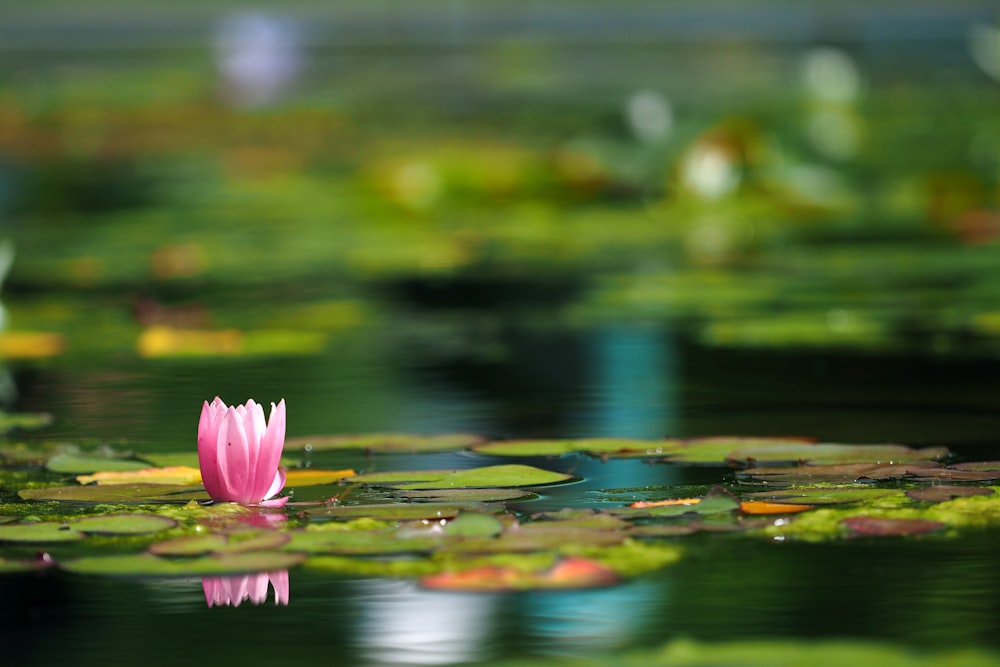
{"left": 202, "top": 570, "right": 289, "bottom": 608}
{"left": 354, "top": 579, "right": 497, "bottom": 665}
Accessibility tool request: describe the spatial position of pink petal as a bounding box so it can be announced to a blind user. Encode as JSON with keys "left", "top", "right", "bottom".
{"left": 242, "top": 400, "right": 266, "bottom": 500}
{"left": 270, "top": 570, "right": 290, "bottom": 606}
{"left": 258, "top": 495, "right": 289, "bottom": 508}
{"left": 253, "top": 399, "right": 286, "bottom": 502}
{"left": 218, "top": 407, "right": 251, "bottom": 503}
{"left": 263, "top": 466, "right": 286, "bottom": 501}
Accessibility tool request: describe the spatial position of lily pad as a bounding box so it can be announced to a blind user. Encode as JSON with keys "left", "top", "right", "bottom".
{"left": 72, "top": 513, "right": 178, "bottom": 535}
{"left": 745, "top": 488, "right": 901, "bottom": 505}
{"left": 612, "top": 488, "right": 741, "bottom": 518}
{"left": 472, "top": 438, "right": 679, "bottom": 458}
{"left": 443, "top": 512, "right": 504, "bottom": 538}
{"left": 445, "top": 524, "right": 626, "bottom": 554}
{"left": 842, "top": 516, "right": 946, "bottom": 537}
{"left": 47, "top": 454, "right": 152, "bottom": 474}
{"left": 286, "top": 433, "right": 483, "bottom": 453}
{"left": 397, "top": 488, "right": 537, "bottom": 503}
{"left": 348, "top": 464, "right": 573, "bottom": 490}
{"left": 0, "top": 410, "right": 53, "bottom": 434}
{"left": 61, "top": 551, "right": 306, "bottom": 577}
{"left": 285, "top": 468, "right": 357, "bottom": 487}
{"left": 19, "top": 483, "right": 208, "bottom": 503}
{"left": 737, "top": 462, "right": 930, "bottom": 484}
{"left": 283, "top": 529, "right": 439, "bottom": 555}
{"left": 304, "top": 502, "right": 497, "bottom": 521}
{"left": 0, "top": 557, "right": 53, "bottom": 573}
{"left": 151, "top": 531, "right": 291, "bottom": 556}
{"left": 419, "top": 556, "right": 620, "bottom": 591}
{"left": 666, "top": 438, "right": 948, "bottom": 466}
{"left": 77, "top": 466, "right": 202, "bottom": 486}
{"left": 0, "top": 522, "right": 84, "bottom": 543}
{"left": 739, "top": 501, "right": 815, "bottom": 515}
{"left": 905, "top": 486, "right": 995, "bottom": 502}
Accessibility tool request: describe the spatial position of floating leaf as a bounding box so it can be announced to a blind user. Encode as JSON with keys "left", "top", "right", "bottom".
{"left": 629, "top": 498, "right": 703, "bottom": 509}
{"left": 0, "top": 557, "right": 52, "bottom": 573}
{"left": 950, "top": 461, "right": 1000, "bottom": 472}
{"left": 349, "top": 464, "right": 573, "bottom": 490}
{"left": 905, "top": 486, "right": 995, "bottom": 502}
{"left": 151, "top": 531, "right": 291, "bottom": 556}
{"left": 419, "top": 556, "right": 620, "bottom": 591}
{"left": 737, "top": 462, "right": 928, "bottom": 484}
{"left": 613, "top": 488, "right": 740, "bottom": 518}
{"left": 285, "top": 468, "right": 357, "bottom": 487}
{"left": 283, "top": 529, "right": 438, "bottom": 555}
{"left": 443, "top": 512, "right": 504, "bottom": 538}
{"left": 842, "top": 516, "right": 946, "bottom": 537}
{"left": 77, "top": 466, "right": 202, "bottom": 486}
{"left": 0, "top": 410, "right": 53, "bottom": 434}
{"left": 72, "top": 514, "right": 178, "bottom": 535}
{"left": 472, "top": 438, "right": 679, "bottom": 458}
{"left": 744, "top": 488, "right": 901, "bottom": 505}
{"left": 287, "top": 433, "right": 483, "bottom": 453}
{"left": 47, "top": 454, "right": 152, "bottom": 474}
{"left": 666, "top": 438, "right": 947, "bottom": 466}
{"left": 19, "top": 483, "right": 208, "bottom": 503}
{"left": 739, "top": 501, "right": 815, "bottom": 515}
{"left": 902, "top": 466, "right": 1000, "bottom": 483}
{"left": 0, "top": 522, "right": 84, "bottom": 543}
{"left": 397, "top": 488, "right": 537, "bottom": 503}
{"left": 62, "top": 551, "right": 306, "bottom": 577}
{"left": 139, "top": 453, "right": 202, "bottom": 468}
{"left": 304, "top": 502, "right": 496, "bottom": 521}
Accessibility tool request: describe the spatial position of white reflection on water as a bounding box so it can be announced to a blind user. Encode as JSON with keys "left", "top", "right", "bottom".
{"left": 521, "top": 580, "right": 660, "bottom": 655}
{"left": 353, "top": 579, "right": 497, "bottom": 666}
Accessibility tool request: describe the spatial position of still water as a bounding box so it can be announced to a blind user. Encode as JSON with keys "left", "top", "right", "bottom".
{"left": 4, "top": 322, "right": 1000, "bottom": 665}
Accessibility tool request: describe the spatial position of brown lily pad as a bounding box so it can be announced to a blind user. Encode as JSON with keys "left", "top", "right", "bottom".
{"left": 842, "top": 516, "right": 946, "bottom": 537}
{"left": 905, "top": 486, "right": 996, "bottom": 502}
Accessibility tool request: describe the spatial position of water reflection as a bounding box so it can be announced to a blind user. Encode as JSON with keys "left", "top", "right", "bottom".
{"left": 202, "top": 571, "right": 289, "bottom": 608}
{"left": 520, "top": 581, "right": 660, "bottom": 656}
{"left": 353, "top": 579, "right": 497, "bottom": 666}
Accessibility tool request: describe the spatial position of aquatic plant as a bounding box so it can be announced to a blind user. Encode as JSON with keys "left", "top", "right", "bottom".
{"left": 197, "top": 397, "right": 288, "bottom": 506}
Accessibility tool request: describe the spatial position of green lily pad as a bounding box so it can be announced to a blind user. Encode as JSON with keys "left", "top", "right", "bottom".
{"left": 46, "top": 454, "right": 152, "bottom": 474}
{"left": 286, "top": 433, "right": 483, "bottom": 453}
{"left": 397, "top": 488, "right": 537, "bottom": 503}
{"left": 666, "top": 438, "right": 948, "bottom": 466}
{"left": 472, "top": 438, "right": 680, "bottom": 458}
{"left": 529, "top": 509, "right": 631, "bottom": 531}
{"left": 905, "top": 486, "right": 995, "bottom": 502}
{"left": 304, "top": 502, "right": 498, "bottom": 521}
{"left": 745, "top": 488, "right": 901, "bottom": 505}
{"left": 443, "top": 512, "right": 504, "bottom": 538}
{"left": 62, "top": 551, "right": 306, "bottom": 577}
{"left": 0, "top": 410, "right": 53, "bottom": 434}
{"left": 72, "top": 513, "right": 178, "bottom": 535}
{"left": 284, "top": 529, "right": 439, "bottom": 555}
{"left": 348, "top": 464, "right": 573, "bottom": 490}
{"left": 151, "top": 531, "right": 291, "bottom": 556}
{"left": 0, "top": 522, "right": 84, "bottom": 543}
{"left": 612, "top": 492, "right": 741, "bottom": 518}
{"left": 0, "top": 557, "right": 52, "bottom": 573}
{"left": 139, "top": 453, "right": 202, "bottom": 468}
{"left": 19, "top": 484, "right": 208, "bottom": 503}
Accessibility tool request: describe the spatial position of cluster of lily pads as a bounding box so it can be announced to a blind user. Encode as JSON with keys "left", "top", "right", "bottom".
{"left": 2, "top": 423, "right": 1000, "bottom": 591}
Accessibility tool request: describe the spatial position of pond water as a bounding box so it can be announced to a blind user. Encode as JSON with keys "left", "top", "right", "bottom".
{"left": 4, "top": 319, "right": 1000, "bottom": 666}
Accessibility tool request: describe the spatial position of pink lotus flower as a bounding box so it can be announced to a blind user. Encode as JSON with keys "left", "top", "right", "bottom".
{"left": 198, "top": 397, "right": 287, "bottom": 506}
{"left": 202, "top": 570, "right": 290, "bottom": 608}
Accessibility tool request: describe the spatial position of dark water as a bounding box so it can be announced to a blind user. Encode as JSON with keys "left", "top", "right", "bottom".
{"left": 4, "top": 322, "right": 1000, "bottom": 665}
